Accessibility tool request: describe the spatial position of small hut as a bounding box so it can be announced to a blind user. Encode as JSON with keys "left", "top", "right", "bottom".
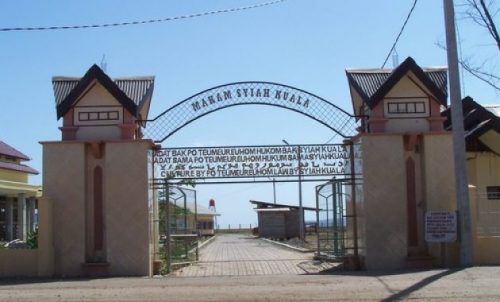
{"left": 250, "top": 200, "right": 316, "bottom": 239}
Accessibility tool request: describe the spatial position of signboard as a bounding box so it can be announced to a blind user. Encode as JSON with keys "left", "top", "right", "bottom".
{"left": 153, "top": 144, "right": 356, "bottom": 179}
{"left": 140, "top": 82, "right": 361, "bottom": 142}
{"left": 425, "top": 211, "right": 457, "bottom": 243}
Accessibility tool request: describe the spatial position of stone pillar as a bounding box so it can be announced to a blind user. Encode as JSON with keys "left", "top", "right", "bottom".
{"left": 26, "top": 198, "right": 32, "bottom": 233}
{"left": 5, "top": 198, "right": 13, "bottom": 241}
{"left": 17, "top": 193, "right": 27, "bottom": 240}
{"left": 28, "top": 198, "right": 37, "bottom": 232}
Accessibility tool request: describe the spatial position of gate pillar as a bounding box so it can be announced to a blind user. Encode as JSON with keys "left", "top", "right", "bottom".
{"left": 42, "top": 140, "right": 155, "bottom": 276}
{"left": 41, "top": 65, "right": 157, "bottom": 276}
{"left": 356, "top": 133, "right": 459, "bottom": 270}
{"left": 346, "top": 57, "right": 460, "bottom": 269}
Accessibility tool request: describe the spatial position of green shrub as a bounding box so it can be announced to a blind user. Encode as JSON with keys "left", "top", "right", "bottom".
{"left": 27, "top": 228, "right": 38, "bottom": 249}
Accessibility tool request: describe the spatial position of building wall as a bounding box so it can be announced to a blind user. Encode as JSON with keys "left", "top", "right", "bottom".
{"left": 0, "top": 197, "right": 54, "bottom": 277}
{"left": 385, "top": 118, "right": 429, "bottom": 133}
{"left": 345, "top": 177, "right": 366, "bottom": 261}
{"left": 104, "top": 141, "right": 151, "bottom": 276}
{"left": 75, "top": 82, "right": 121, "bottom": 107}
{"left": 467, "top": 152, "right": 500, "bottom": 191}
{"left": 0, "top": 249, "right": 38, "bottom": 277}
{"left": 383, "top": 75, "right": 431, "bottom": 133}
{"left": 479, "top": 130, "right": 500, "bottom": 154}
{"left": 197, "top": 214, "right": 216, "bottom": 235}
{"left": 285, "top": 210, "right": 300, "bottom": 239}
{"left": 76, "top": 126, "right": 122, "bottom": 141}
{"left": 469, "top": 185, "right": 500, "bottom": 265}
{"left": 42, "top": 142, "right": 86, "bottom": 276}
{"left": 359, "top": 135, "right": 407, "bottom": 270}
{"left": 467, "top": 152, "right": 500, "bottom": 265}
{"left": 0, "top": 169, "right": 28, "bottom": 183}
{"left": 474, "top": 237, "right": 500, "bottom": 264}
{"left": 422, "top": 134, "right": 460, "bottom": 266}
{"left": 42, "top": 140, "right": 153, "bottom": 276}
{"left": 355, "top": 133, "right": 460, "bottom": 269}
{"left": 258, "top": 212, "right": 286, "bottom": 238}
{"left": 384, "top": 72, "right": 429, "bottom": 97}
{"left": 72, "top": 82, "right": 124, "bottom": 141}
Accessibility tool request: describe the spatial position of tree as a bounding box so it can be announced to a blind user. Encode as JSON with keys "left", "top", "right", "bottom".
{"left": 463, "top": 0, "right": 500, "bottom": 50}
{"left": 458, "top": 0, "right": 500, "bottom": 91}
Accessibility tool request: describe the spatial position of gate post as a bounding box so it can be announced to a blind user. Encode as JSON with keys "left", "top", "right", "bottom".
{"left": 163, "top": 179, "right": 171, "bottom": 274}
{"left": 349, "top": 142, "right": 358, "bottom": 258}
{"left": 45, "top": 65, "right": 157, "bottom": 277}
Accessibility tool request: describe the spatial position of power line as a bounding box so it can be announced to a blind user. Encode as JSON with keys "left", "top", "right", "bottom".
{"left": 381, "top": 0, "right": 419, "bottom": 68}
{"left": 0, "top": 0, "right": 287, "bottom": 32}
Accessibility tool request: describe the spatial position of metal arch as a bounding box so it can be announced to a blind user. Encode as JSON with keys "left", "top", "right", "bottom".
{"left": 140, "top": 81, "right": 361, "bottom": 142}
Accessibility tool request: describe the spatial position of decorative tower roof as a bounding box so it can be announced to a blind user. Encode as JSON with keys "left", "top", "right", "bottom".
{"left": 346, "top": 57, "right": 448, "bottom": 116}
{"left": 52, "top": 64, "right": 155, "bottom": 120}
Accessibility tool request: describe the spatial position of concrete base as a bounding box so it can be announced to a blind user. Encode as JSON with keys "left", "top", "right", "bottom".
{"left": 81, "top": 262, "right": 111, "bottom": 277}
{"left": 343, "top": 255, "right": 363, "bottom": 270}
{"left": 405, "top": 255, "right": 434, "bottom": 269}
{"left": 152, "top": 260, "right": 162, "bottom": 275}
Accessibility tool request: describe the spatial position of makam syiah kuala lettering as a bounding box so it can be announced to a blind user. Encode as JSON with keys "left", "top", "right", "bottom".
{"left": 189, "top": 88, "right": 311, "bottom": 112}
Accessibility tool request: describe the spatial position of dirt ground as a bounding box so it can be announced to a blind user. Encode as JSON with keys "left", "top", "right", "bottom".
{"left": 1, "top": 267, "right": 500, "bottom": 301}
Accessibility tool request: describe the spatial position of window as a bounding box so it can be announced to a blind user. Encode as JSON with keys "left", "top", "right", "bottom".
{"left": 415, "top": 103, "right": 425, "bottom": 113}
{"left": 109, "top": 111, "right": 119, "bottom": 120}
{"left": 89, "top": 112, "right": 99, "bottom": 120}
{"left": 487, "top": 186, "right": 500, "bottom": 200}
{"left": 387, "top": 101, "right": 426, "bottom": 114}
{"left": 79, "top": 111, "right": 120, "bottom": 122}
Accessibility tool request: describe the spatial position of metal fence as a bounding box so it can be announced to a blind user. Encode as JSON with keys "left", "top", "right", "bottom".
{"left": 315, "top": 180, "right": 349, "bottom": 259}
{"left": 158, "top": 184, "right": 200, "bottom": 273}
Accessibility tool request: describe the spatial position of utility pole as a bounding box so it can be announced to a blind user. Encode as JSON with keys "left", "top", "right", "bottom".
{"left": 443, "top": 0, "right": 473, "bottom": 266}
{"left": 272, "top": 178, "right": 276, "bottom": 204}
{"left": 267, "top": 177, "right": 277, "bottom": 204}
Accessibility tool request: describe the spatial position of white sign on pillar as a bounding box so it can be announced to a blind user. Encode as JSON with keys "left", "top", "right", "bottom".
{"left": 425, "top": 211, "right": 457, "bottom": 243}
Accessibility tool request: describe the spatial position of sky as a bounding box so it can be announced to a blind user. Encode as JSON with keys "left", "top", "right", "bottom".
{"left": 1, "top": 0, "right": 499, "bottom": 227}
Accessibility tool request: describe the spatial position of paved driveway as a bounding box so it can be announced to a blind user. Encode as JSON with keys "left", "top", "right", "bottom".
{"left": 175, "top": 234, "right": 314, "bottom": 277}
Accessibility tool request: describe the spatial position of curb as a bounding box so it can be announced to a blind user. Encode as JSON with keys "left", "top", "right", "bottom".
{"left": 197, "top": 235, "right": 217, "bottom": 250}
{"left": 187, "top": 234, "right": 217, "bottom": 255}
{"left": 260, "top": 237, "right": 315, "bottom": 253}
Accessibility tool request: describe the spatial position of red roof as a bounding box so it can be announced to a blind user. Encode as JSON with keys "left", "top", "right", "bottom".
{"left": 0, "top": 141, "right": 30, "bottom": 160}
{"left": 0, "top": 161, "right": 39, "bottom": 175}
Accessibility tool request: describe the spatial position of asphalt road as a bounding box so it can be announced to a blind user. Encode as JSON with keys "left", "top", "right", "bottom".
{"left": 2, "top": 235, "right": 499, "bottom": 301}
{"left": 2, "top": 266, "right": 500, "bottom": 301}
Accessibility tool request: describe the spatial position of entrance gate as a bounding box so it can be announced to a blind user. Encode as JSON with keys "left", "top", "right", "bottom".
{"left": 141, "top": 81, "right": 361, "bottom": 142}
{"left": 40, "top": 62, "right": 462, "bottom": 277}
{"left": 143, "top": 82, "right": 364, "bottom": 273}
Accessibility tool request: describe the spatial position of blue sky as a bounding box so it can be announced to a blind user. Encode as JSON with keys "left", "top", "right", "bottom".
{"left": 1, "top": 0, "right": 498, "bottom": 227}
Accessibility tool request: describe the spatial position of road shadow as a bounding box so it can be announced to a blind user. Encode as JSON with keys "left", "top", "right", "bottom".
{"left": 311, "top": 263, "right": 462, "bottom": 277}
{"left": 0, "top": 276, "right": 106, "bottom": 286}
{"left": 379, "top": 268, "right": 463, "bottom": 301}
{"left": 309, "top": 265, "right": 463, "bottom": 301}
